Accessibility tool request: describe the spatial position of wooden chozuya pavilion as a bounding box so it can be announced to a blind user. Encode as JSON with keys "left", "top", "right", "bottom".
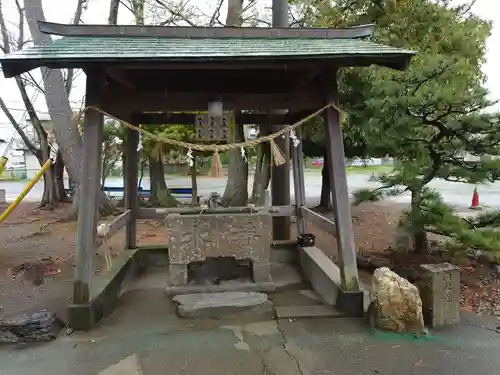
{"left": 0, "top": 21, "right": 414, "bottom": 330}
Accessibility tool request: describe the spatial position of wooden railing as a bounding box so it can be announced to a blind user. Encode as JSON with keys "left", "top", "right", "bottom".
{"left": 299, "top": 206, "right": 336, "bottom": 237}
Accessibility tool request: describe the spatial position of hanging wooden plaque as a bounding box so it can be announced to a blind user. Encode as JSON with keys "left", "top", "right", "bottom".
{"left": 194, "top": 114, "right": 229, "bottom": 141}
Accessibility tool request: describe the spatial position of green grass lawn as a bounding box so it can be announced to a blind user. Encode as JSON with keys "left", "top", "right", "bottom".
{"left": 346, "top": 164, "right": 394, "bottom": 174}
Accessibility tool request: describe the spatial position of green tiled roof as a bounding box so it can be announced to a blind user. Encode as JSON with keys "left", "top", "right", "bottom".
{"left": 2, "top": 36, "right": 414, "bottom": 60}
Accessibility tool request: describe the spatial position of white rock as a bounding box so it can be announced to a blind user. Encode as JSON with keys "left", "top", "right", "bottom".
{"left": 370, "top": 267, "right": 425, "bottom": 333}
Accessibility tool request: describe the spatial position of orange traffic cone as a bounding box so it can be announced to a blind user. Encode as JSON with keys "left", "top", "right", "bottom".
{"left": 469, "top": 188, "right": 480, "bottom": 209}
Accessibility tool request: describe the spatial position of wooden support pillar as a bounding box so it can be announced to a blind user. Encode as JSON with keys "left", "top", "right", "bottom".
{"left": 271, "top": 120, "right": 291, "bottom": 241}
{"left": 271, "top": 0, "right": 291, "bottom": 242}
{"left": 124, "top": 127, "right": 139, "bottom": 249}
{"left": 323, "top": 75, "right": 360, "bottom": 292}
{"left": 291, "top": 126, "right": 307, "bottom": 235}
{"left": 73, "top": 70, "right": 105, "bottom": 304}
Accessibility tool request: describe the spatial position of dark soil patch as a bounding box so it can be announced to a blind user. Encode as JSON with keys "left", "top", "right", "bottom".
{"left": 307, "top": 201, "right": 500, "bottom": 316}
{"left": 0, "top": 202, "right": 170, "bottom": 320}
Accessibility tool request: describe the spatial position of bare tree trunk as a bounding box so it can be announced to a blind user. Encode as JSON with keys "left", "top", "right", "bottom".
{"left": 15, "top": 76, "right": 59, "bottom": 209}
{"left": 319, "top": 148, "right": 332, "bottom": 210}
{"left": 24, "top": 0, "right": 114, "bottom": 217}
{"left": 0, "top": 0, "right": 61, "bottom": 209}
{"left": 223, "top": 122, "right": 249, "bottom": 206}
{"left": 131, "top": 0, "right": 145, "bottom": 25}
{"left": 64, "top": 0, "right": 86, "bottom": 95}
{"left": 222, "top": 0, "right": 248, "bottom": 207}
{"left": 101, "top": 151, "right": 120, "bottom": 190}
{"left": 226, "top": 0, "right": 244, "bottom": 26}
{"left": 149, "top": 156, "right": 167, "bottom": 206}
{"left": 54, "top": 152, "right": 69, "bottom": 201}
{"left": 37, "top": 129, "right": 58, "bottom": 209}
{"left": 250, "top": 147, "right": 271, "bottom": 204}
{"left": 250, "top": 124, "right": 271, "bottom": 204}
{"left": 138, "top": 157, "right": 146, "bottom": 188}
{"left": 191, "top": 156, "right": 198, "bottom": 206}
{"left": 101, "top": 164, "right": 107, "bottom": 190}
{"left": 40, "top": 163, "right": 60, "bottom": 208}
{"left": 108, "top": 0, "right": 120, "bottom": 25}
{"left": 410, "top": 189, "right": 429, "bottom": 254}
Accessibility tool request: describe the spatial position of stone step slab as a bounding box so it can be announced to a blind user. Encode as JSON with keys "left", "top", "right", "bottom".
{"left": 173, "top": 291, "right": 274, "bottom": 319}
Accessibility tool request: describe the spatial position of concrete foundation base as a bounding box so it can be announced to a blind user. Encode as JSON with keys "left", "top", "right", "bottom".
{"left": 299, "top": 245, "right": 365, "bottom": 317}
{"left": 336, "top": 289, "right": 365, "bottom": 317}
{"left": 67, "top": 250, "right": 139, "bottom": 331}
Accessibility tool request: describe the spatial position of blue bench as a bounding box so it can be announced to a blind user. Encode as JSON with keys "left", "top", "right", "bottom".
{"left": 103, "top": 186, "right": 199, "bottom": 201}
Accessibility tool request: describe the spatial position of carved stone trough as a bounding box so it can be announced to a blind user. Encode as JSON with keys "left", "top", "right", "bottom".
{"left": 165, "top": 211, "right": 274, "bottom": 294}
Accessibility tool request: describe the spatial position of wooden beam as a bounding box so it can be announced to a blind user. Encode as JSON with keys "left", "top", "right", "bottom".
{"left": 106, "top": 55, "right": 413, "bottom": 71}
{"left": 73, "top": 68, "right": 105, "bottom": 305}
{"left": 293, "top": 67, "right": 322, "bottom": 93}
{"left": 271, "top": 117, "right": 291, "bottom": 241}
{"left": 1, "top": 54, "right": 413, "bottom": 79}
{"left": 138, "top": 205, "right": 295, "bottom": 219}
{"left": 323, "top": 71, "right": 360, "bottom": 292}
{"left": 124, "top": 128, "right": 139, "bottom": 249}
{"left": 106, "top": 68, "right": 136, "bottom": 90}
{"left": 132, "top": 112, "right": 308, "bottom": 125}
{"left": 132, "top": 79, "right": 296, "bottom": 94}
{"left": 107, "top": 210, "right": 131, "bottom": 238}
{"left": 97, "top": 210, "right": 132, "bottom": 239}
{"left": 112, "top": 61, "right": 323, "bottom": 71}
{"left": 39, "top": 21, "right": 376, "bottom": 39}
{"left": 102, "top": 90, "right": 322, "bottom": 112}
{"left": 300, "top": 207, "right": 336, "bottom": 237}
{"left": 292, "top": 127, "right": 308, "bottom": 235}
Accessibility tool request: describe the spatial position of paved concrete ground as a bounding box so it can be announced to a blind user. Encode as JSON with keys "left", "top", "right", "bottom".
{"left": 1, "top": 171, "right": 498, "bottom": 213}
{"left": 1, "top": 288, "right": 500, "bottom": 375}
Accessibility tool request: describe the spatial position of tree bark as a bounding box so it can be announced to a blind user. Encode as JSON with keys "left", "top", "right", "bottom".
{"left": 24, "top": 0, "right": 114, "bottom": 217}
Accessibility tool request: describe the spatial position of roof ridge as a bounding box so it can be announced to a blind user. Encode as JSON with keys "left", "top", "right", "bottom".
{"left": 38, "top": 21, "right": 376, "bottom": 40}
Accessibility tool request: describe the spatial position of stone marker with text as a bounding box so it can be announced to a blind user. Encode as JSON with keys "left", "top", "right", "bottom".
{"left": 419, "top": 263, "right": 461, "bottom": 328}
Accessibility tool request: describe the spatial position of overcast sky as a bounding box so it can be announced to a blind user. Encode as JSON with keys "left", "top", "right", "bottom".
{"left": 0, "top": 0, "right": 498, "bottom": 141}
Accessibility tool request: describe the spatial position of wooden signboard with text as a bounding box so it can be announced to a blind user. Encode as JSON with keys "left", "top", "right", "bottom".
{"left": 194, "top": 114, "right": 230, "bottom": 141}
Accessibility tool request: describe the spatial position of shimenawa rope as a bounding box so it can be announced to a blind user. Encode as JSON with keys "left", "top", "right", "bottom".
{"left": 84, "top": 103, "right": 341, "bottom": 167}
